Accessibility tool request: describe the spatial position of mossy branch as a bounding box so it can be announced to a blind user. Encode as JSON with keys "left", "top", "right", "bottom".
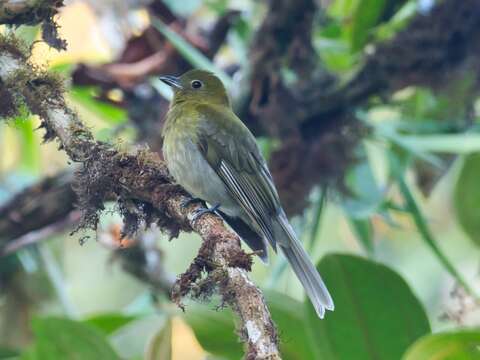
{"left": 0, "top": 34, "right": 281, "bottom": 359}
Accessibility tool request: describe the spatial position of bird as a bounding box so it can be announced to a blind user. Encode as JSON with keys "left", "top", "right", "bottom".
{"left": 160, "top": 69, "right": 334, "bottom": 318}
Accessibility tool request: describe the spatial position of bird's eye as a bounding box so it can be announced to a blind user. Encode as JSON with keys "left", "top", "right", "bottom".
{"left": 191, "top": 80, "right": 203, "bottom": 89}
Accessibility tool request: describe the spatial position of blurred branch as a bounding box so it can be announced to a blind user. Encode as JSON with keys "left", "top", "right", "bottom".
{"left": 102, "top": 227, "right": 176, "bottom": 295}
{"left": 243, "top": 0, "right": 480, "bottom": 215}
{"left": 71, "top": 9, "right": 239, "bottom": 89}
{"left": 301, "top": 0, "right": 480, "bottom": 133}
{"left": 0, "top": 35, "right": 280, "bottom": 358}
{"left": 1, "top": 211, "right": 80, "bottom": 256}
{"left": 0, "top": 171, "right": 76, "bottom": 245}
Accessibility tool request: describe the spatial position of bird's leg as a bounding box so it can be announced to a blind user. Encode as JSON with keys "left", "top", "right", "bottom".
{"left": 191, "top": 203, "right": 221, "bottom": 223}
{"left": 181, "top": 197, "right": 205, "bottom": 209}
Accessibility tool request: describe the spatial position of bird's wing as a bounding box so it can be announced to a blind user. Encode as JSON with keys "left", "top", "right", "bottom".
{"left": 195, "top": 104, "right": 282, "bottom": 251}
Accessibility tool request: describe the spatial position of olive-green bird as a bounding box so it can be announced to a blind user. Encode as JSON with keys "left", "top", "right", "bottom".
{"left": 160, "top": 69, "right": 334, "bottom": 318}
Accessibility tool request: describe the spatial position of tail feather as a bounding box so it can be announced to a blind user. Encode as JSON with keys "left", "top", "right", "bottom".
{"left": 274, "top": 215, "right": 334, "bottom": 318}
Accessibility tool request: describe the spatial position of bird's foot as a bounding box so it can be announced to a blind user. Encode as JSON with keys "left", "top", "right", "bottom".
{"left": 181, "top": 197, "right": 205, "bottom": 209}
{"left": 191, "top": 203, "right": 221, "bottom": 223}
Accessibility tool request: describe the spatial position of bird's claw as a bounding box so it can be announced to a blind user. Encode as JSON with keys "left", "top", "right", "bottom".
{"left": 192, "top": 203, "right": 220, "bottom": 223}
{"left": 181, "top": 197, "right": 204, "bottom": 209}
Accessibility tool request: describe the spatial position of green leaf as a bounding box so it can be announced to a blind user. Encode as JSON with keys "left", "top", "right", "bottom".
{"left": 454, "top": 153, "right": 480, "bottom": 247}
{"left": 347, "top": 218, "right": 374, "bottom": 256}
{"left": 183, "top": 304, "right": 243, "bottom": 359}
{"left": 150, "top": 18, "right": 232, "bottom": 88}
{"left": 306, "top": 254, "right": 431, "bottom": 360}
{"left": 69, "top": 87, "right": 127, "bottom": 125}
{"left": 0, "top": 347, "right": 19, "bottom": 359}
{"left": 184, "top": 291, "right": 317, "bottom": 360}
{"left": 84, "top": 313, "right": 138, "bottom": 335}
{"left": 373, "top": 1, "right": 417, "bottom": 41}
{"left": 342, "top": 150, "right": 384, "bottom": 219}
{"left": 350, "top": 0, "right": 387, "bottom": 51}
{"left": 394, "top": 168, "right": 477, "bottom": 297}
{"left": 403, "top": 330, "right": 480, "bottom": 360}
{"left": 393, "top": 134, "right": 480, "bottom": 155}
{"left": 23, "top": 317, "right": 119, "bottom": 360}
{"left": 266, "top": 291, "right": 316, "bottom": 360}
{"left": 145, "top": 318, "right": 172, "bottom": 360}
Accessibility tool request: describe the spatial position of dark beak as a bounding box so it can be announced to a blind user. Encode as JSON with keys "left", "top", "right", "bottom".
{"left": 159, "top": 75, "right": 182, "bottom": 89}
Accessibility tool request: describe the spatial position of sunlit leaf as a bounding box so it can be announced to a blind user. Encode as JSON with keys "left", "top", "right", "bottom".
{"left": 306, "top": 254, "right": 430, "bottom": 360}
{"left": 403, "top": 330, "right": 480, "bottom": 360}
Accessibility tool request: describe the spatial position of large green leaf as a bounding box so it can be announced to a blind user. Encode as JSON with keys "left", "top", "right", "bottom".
{"left": 403, "top": 330, "right": 480, "bottom": 360}
{"left": 23, "top": 317, "right": 119, "bottom": 360}
{"left": 454, "top": 154, "right": 480, "bottom": 247}
{"left": 266, "top": 291, "right": 316, "bottom": 360}
{"left": 306, "top": 254, "right": 430, "bottom": 360}
{"left": 184, "top": 291, "right": 316, "bottom": 360}
{"left": 183, "top": 303, "right": 242, "bottom": 360}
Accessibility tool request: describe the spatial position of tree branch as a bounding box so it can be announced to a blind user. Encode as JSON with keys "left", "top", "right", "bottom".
{"left": 0, "top": 34, "right": 280, "bottom": 358}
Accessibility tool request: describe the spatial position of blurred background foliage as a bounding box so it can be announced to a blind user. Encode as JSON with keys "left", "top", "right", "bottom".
{"left": 1, "top": 0, "right": 480, "bottom": 359}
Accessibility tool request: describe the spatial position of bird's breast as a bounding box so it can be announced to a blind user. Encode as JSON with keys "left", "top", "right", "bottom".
{"left": 163, "top": 128, "right": 239, "bottom": 215}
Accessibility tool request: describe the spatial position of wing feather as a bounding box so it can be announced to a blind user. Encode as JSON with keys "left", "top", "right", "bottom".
{"left": 195, "top": 104, "right": 282, "bottom": 250}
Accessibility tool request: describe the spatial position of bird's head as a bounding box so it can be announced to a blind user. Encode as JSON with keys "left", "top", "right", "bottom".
{"left": 160, "top": 69, "right": 230, "bottom": 107}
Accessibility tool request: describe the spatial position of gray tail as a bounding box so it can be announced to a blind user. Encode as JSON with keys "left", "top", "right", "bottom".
{"left": 275, "top": 215, "right": 334, "bottom": 318}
